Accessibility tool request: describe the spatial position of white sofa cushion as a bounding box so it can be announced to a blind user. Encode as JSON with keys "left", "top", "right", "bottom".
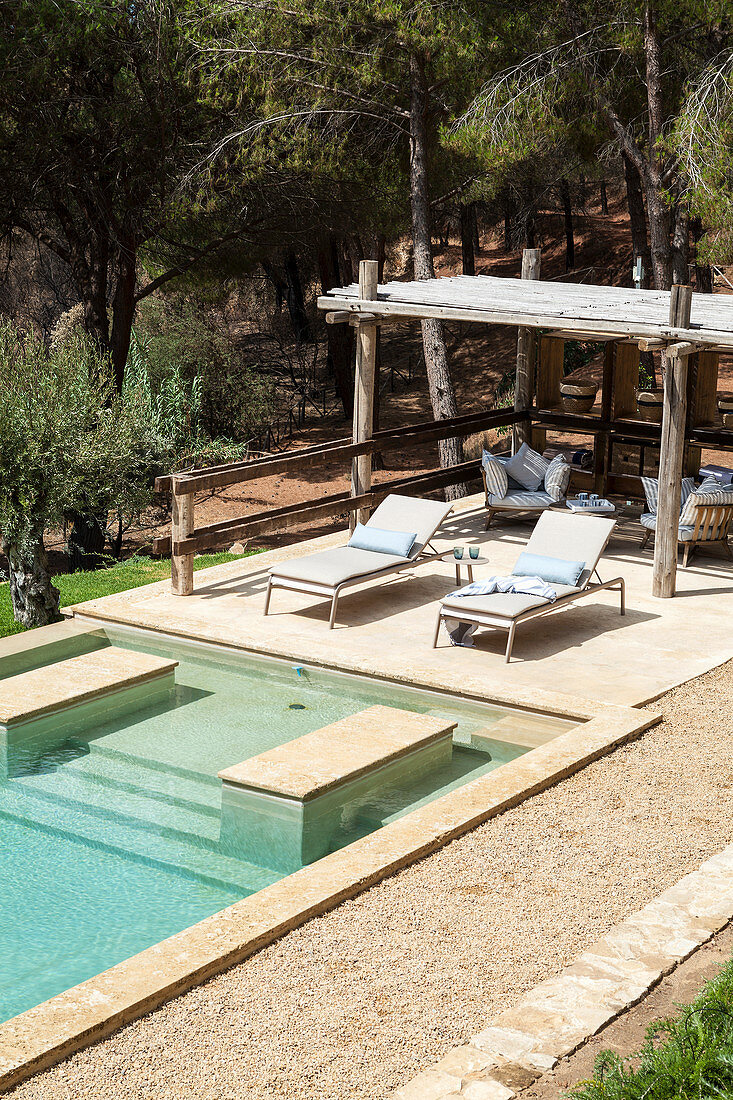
{"left": 481, "top": 449, "right": 509, "bottom": 502}
{"left": 543, "top": 455, "right": 570, "bottom": 501}
{"left": 503, "top": 442, "right": 549, "bottom": 491}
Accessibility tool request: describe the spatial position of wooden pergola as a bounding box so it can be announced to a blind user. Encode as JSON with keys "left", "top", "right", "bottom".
{"left": 319, "top": 257, "right": 733, "bottom": 599}
{"left": 156, "top": 254, "right": 733, "bottom": 600}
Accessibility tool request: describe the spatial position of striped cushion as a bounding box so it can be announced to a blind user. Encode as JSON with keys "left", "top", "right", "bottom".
{"left": 490, "top": 490, "right": 554, "bottom": 510}
{"left": 503, "top": 442, "right": 549, "bottom": 491}
{"left": 642, "top": 476, "right": 696, "bottom": 518}
{"left": 640, "top": 514, "right": 704, "bottom": 542}
{"left": 679, "top": 476, "right": 729, "bottom": 525}
{"left": 482, "top": 449, "right": 509, "bottom": 503}
{"left": 543, "top": 455, "right": 570, "bottom": 502}
{"left": 641, "top": 477, "right": 659, "bottom": 514}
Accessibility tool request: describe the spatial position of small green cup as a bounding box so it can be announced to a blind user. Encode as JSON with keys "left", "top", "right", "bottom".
{"left": 469, "top": 546, "right": 479, "bottom": 560}
{"left": 453, "top": 546, "right": 464, "bottom": 560}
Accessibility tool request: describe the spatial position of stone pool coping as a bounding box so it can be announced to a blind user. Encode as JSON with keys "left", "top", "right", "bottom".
{"left": 0, "top": 683, "right": 657, "bottom": 1093}
{"left": 393, "top": 844, "right": 733, "bottom": 1099}
{"left": 218, "top": 705, "right": 457, "bottom": 801}
{"left": 0, "top": 648, "right": 177, "bottom": 726}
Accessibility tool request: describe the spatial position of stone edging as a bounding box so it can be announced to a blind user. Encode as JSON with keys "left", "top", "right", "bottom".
{"left": 394, "top": 845, "right": 733, "bottom": 1100}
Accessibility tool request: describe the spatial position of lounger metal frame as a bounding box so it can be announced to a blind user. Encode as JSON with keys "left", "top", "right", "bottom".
{"left": 432, "top": 572, "right": 625, "bottom": 662}
{"left": 265, "top": 541, "right": 444, "bottom": 629}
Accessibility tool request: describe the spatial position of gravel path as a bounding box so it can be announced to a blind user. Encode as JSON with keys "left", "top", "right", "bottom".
{"left": 11, "top": 662, "right": 733, "bottom": 1100}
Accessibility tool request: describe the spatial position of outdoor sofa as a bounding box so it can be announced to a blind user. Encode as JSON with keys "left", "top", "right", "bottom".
{"left": 264, "top": 493, "right": 454, "bottom": 628}
{"left": 640, "top": 475, "right": 733, "bottom": 567}
{"left": 433, "top": 511, "right": 624, "bottom": 662}
{"left": 482, "top": 443, "right": 571, "bottom": 528}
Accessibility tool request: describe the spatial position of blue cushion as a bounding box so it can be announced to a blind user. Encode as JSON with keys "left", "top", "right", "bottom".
{"left": 513, "top": 552, "right": 585, "bottom": 587}
{"left": 348, "top": 524, "right": 416, "bottom": 558}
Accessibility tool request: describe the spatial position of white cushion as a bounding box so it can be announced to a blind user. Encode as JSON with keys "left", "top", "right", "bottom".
{"left": 271, "top": 546, "right": 410, "bottom": 587}
{"left": 481, "top": 449, "right": 509, "bottom": 502}
{"left": 543, "top": 455, "right": 570, "bottom": 502}
{"left": 503, "top": 442, "right": 549, "bottom": 491}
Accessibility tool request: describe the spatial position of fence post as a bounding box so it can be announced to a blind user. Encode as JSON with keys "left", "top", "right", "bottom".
{"left": 171, "top": 486, "right": 195, "bottom": 596}
{"left": 351, "top": 260, "right": 379, "bottom": 530}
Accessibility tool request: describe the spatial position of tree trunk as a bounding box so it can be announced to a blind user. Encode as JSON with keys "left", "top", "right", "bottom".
{"left": 560, "top": 178, "right": 575, "bottom": 271}
{"left": 600, "top": 180, "right": 609, "bottom": 215}
{"left": 5, "top": 526, "right": 61, "bottom": 629}
{"left": 67, "top": 510, "right": 108, "bottom": 571}
{"left": 643, "top": 3, "right": 673, "bottom": 291}
{"left": 471, "top": 203, "right": 480, "bottom": 256}
{"left": 671, "top": 203, "right": 690, "bottom": 286}
{"left": 623, "top": 153, "right": 652, "bottom": 287}
{"left": 110, "top": 239, "right": 137, "bottom": 392}
{"left": 409, "top": 52, "right": 466, "bottom": 500}
{"left": 690, "top": 217, "right": 713, "bottom": 292}
{"left": 318, "top": 240, "right": 354, "bottom": 417}
{"left": 459, "top": 204, "right": 475, "bottom": 276}
{"left": 284, "top": 251, "right": 312, "bottom": 344}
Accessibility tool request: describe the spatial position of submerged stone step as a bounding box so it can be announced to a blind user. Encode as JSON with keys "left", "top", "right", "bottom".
{"left": 218, "top": 705, "right": 457, "bottom": 873}
{"left": 14, "top": 770, "right": 222, "bottom": 849}
{"left": 0, "top": 785, "right": 277, "bottom": 897}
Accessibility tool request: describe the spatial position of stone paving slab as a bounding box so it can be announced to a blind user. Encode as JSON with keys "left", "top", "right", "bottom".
{"left": 393, "top": 844, "right": 733, "bottom": 1098}
{"left": 217, "top": 705, "right": 456, "bottom": 800}
{"left": 0, "top": 647, "right": 177, "bottom": 726}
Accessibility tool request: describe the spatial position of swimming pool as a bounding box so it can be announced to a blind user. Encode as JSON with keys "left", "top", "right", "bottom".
{"left": 0, "top": 623, "right": 573, "bottom": 1024}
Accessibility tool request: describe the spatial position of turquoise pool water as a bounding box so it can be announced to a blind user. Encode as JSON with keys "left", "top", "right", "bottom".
{"left": 0, "top": 625, "right": 572, "bottom": 1024}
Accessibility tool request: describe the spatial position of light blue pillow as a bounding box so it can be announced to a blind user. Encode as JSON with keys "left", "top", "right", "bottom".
{"left": 513, "top": 552, "right": 585, "bottom": 587}
{"left": 348, "top": 524, "right": 416, "bottom": 558}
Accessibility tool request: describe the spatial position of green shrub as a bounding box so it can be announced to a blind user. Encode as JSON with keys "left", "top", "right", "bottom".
{"left": 569, "top": 955, "right": 733, "bottom": 1100}
{"left": 133, "top": 296, "right": 274, "bottom": 445}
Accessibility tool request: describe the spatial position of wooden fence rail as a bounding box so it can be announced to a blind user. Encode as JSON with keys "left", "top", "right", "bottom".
{"left": 153, "top": 407, "right": 522, "bottom": 589}
{"left": 155, "top": 407, "right": 523, "bottom": 495}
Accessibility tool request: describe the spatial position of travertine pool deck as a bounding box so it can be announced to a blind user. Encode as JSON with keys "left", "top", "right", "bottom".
{"left": 69, "top": 494, "right": 733, "bottom": 709}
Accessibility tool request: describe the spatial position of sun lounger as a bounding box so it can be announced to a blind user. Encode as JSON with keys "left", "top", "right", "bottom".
{"left": 433, "top": 511, "right": 624, "bottom": 662}
{"left": 265, "top": 494, "right": 454, "bottom": 628}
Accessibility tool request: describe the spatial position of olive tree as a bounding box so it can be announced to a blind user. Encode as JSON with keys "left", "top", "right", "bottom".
{"left": 0, "top": 324, "right": 163, "bottom": 628}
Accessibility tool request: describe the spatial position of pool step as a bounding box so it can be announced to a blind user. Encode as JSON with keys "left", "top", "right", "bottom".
{"left": 13, "top": 770, "right": 222, "bottom": 850}
{"left": 0, "top": 786, "right": 278, "bottom": 896}
{"left": 61, "top": 747, "right": 220, "bottom": 817}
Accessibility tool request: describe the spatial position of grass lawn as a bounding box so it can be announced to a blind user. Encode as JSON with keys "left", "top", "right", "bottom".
{"left": 570, "top": 954, "right": 733, "bottom": 1099}
{"left": 0, "top": 552, "right": 248, "bottom": 640}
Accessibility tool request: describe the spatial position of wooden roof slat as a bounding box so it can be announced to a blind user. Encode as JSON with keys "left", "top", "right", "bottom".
{"left": 317, "top": 274, "right": 733, "bottom": 348}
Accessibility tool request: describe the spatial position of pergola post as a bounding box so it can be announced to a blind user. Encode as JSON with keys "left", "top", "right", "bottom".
{"left": 351, "top": 259, "right": 379, "bottom": 529}
{"left": 513, "top": 248, "right": 541, "bottom": 452}
{"left": 653, "top": 284, "right": 693, "bottom": 598}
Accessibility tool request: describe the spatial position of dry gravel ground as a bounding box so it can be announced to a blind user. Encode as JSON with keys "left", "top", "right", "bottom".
{"left": 10, "top": 661, "right": 733, "bottom": 1100}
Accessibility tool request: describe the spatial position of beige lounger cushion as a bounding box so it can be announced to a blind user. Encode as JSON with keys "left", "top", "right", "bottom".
{"left": 270, "top": 547, "right": 411, "bottom": 587}
{"left": 441, "top": 583, "right": 581, "bottom": 620}
{"left": 368, "top": 494, "right": 454, "bottom": 556}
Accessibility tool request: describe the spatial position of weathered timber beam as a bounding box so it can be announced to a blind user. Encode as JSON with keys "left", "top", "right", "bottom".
{"left": 317, "top": 294, "right": 729, "bottom": 347}
{"left": 665, "top": 341, "right": 706, "bottom": 358}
